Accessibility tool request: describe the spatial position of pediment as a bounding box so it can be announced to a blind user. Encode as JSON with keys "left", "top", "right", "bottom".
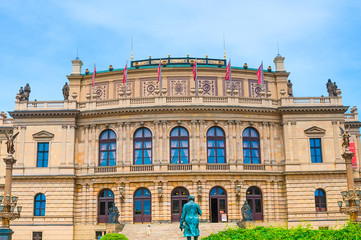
{"left": 304, "top": 126, "right": 326, "bottom": 135}
{"left": 33, "top": 130, "right": 54, "bottom": 139}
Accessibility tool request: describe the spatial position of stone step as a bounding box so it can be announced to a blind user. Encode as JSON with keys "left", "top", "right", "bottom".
{"left": 121, "top": 222, "right": 237, "bottom": 240}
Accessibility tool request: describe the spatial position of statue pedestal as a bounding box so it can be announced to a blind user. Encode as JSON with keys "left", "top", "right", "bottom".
{"left": 106, "top": 223, "right": 125, "bottom": 234}
{"left": 236, "top": 220, "right": 255, "bottom": 229}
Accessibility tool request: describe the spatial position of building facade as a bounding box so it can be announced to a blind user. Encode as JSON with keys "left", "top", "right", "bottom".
{"left": 0, "top": 55, "right": 360, "bottom": 240}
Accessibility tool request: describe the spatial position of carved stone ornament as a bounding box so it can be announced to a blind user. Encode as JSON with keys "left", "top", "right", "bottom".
{"left": 198, "top": 78, "right": 217, "bottom": 96}
{"left": 141, "top": 79, "right": 158, "bottom": 97}
{"left": 33, "top": 130, "right": 55, "bottom": 140}
{"left": 91, "top": 82, "right": 109, "bottom": 100}
{"left": 169, "top": 79, "right": 189, "bottom": 96}
{"left": 249, "top": 80, "right": 267, "bottom": 98}
{"left": 224, "top": 79, "right": 243, "bottom": 96}
{"left": 304, "top": 126, "right": 326, "bottom": 135}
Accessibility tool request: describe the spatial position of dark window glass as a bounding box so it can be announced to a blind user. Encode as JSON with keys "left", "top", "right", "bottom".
{"left": 246, "top": 186, "right": 263, "bottom": 221}
{"left": 99, "top": 130, "right": 117, "bottom": 166}
{"left": 170, "top": 127, "right": 189, "bottom": 164}
{"left": 315, "top": 189, "right": 327, "bottom": 212}
{"left": 37, "top": 142, "right": 49, "bottom": 167}
{"left": 310, "top": 138, "right": 322, "bottom": 163}
{"left": 207, "top": 127, "right": 226, "bottom": 163}
{"left": 34, "top": 193, "right": 46, "bottom": 216}
{"left": 134, "top": 128, "right": 152, "bottom": 165}
{"left": 33, "top": 232, "right": 43, "bottom": 240}
{"left": 242, "top": 127, "right": 260, "bottom": 164}
{"left": 98, "top": 189, "right": 114, "bottom": 223}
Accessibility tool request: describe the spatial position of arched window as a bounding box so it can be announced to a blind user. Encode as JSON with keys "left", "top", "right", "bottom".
{"left": 34, "top": 193, "right": 46, "bottom": 216}
{"left": 242, "top": 127, "right": 260, "bottom": 164}
{"left": 99, "top": 129, "right": 116, "bottom": 166}
{"left": 134, "top": 128, "right": 152, "bottom": 165}
{"left": 170, "top": 127, "right": 189, "bottom": 164}
{"left": 315, "top": 189, "right": 327, "bottom": 212}
{"left": 98, "top": 189, "right": 114, "bottom": 223}
{"left": 134, "top": 188, "right": 151, "bottom": 223}
{"left": 171, "top": 187, "right": 189, "bottom": 222}
{"left": 207, "top": 127, "right": 226, "bottom": 163}
{"left": 209, "top": 186, "right": 227, "bottom": 222}
{"left": 246, "top": 186, "right": 263, "bottom": 221}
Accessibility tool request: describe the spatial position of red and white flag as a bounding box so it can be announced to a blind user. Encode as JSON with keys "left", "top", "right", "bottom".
{"left": 193, "top": 60, "right": 197, "bottom": 81}
{"left": 123, "top": 64, "right": 127, "bottom": 84}
{"left": 257, "top": 62, "right": 264, "bottom": 84}
{"left": 225, "top": 60, "right": 231, "bottom": 80}
{"left": 92, "top": 64, "right": 96, "bottom": 87}
{"left": 157, "top": 59, "right": 162, "bottom": 82}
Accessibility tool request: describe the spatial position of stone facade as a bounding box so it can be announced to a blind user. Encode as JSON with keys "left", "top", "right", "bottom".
{"left": 0, "top": 55, "right": 360, "bottom": 240}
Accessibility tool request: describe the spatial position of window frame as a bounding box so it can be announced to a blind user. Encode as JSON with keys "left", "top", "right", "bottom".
{"left": 99, "top": 129, "right": 117, "bottom": 166}
{"left": 34, "top": 193, "right": 46, "bottom": 216}
{"left": 169, "top": 127, "right": 190, "bottom": 164}
{"left": 33, "top": 232, "right": 43, "bottom": 240}
{"left": 310, "top": 138, "right": 323, "bottom": 163}
{"left": 206, "top": 127, "right": 226, "bottom": 164}
{"left": 133, "top": 128, "right": 152, "bottom": 165}
{"left": 315, "top": 189, "right": 327, "bottom": 212}
{"left": 242, "top": 127, "right": 261, "bottom": 164}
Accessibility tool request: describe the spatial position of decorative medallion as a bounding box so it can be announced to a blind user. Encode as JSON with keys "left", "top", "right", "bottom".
{"left": 141, "top": 79, "right": 159, "bottom": 97}
{"left": 91, "top": 82, "right": 108, "bottom": 100}
{"left": 224, "top": 78, "right": 244, "bottom": 96}
{"left": 248, "top": 79, "right": 268, "bottom": 98}
{"left": 115, "top": 80, "right": 134, "bottom": 97}
{"left": 198, "top": 77, "right": 217, "bottom": 96}
{"left": 168, "top": 77, "right": 189, "bottom": 96}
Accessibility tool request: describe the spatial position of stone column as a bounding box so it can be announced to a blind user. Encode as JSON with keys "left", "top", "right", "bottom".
{"left": 199, "top": 121, "right": 205, "bottom": 163}
{"left": 266, "top": 180, "right": 272, "bottom": 221}
{"left": 332, "top": 121, "right": 341, "bottom": 162}
{"left": 235, "top": 121, "right": 242, "bottom": 163}
{"left": 227, "top": 121, "right": 234, "bottom": 163}
{"left": 84, "top": 125, "right": 89, "bottom": 167}
{"left": 154, "top": 121, "right": 160, "bottom": 164}
{"left": 90, "top": 125, "right": 96, "bottom": 167}
{"left": 61, "top": 125, "right": 68, "bottom": 165}
{"left": 116, "top": 123, "right": 123, "bottom": 165}
{"left": 286, "top": 122, "right": 293, "bottom": 162}
{"left": 125, "top": 122, "right": 131, "bottom": 165}
{"left": 68, "top": 125, "right": 76, "bottom": 166}
{"left": 162, "top": 121, "right": 168, "bottom": 164}
{"left": 266, "top": 122, "right": 271, "bottom": 162}
{"left": 81, "top": 183, "right": 87, "bottom": 223}
{"left": 191, "top": 120, "right": 197, "bottom": 164}
{"left": 196, "top": 121, "right": 201, "bottom": 163}
{"left": 291, "top": 121, "right": 298, "bottom": 162}
{"left": 261, "top": 122, "right": 267, "bottom": 163}
{"left": 270, "top": 123, "right": 275, "bottom": 162}
{"left": 122, "top": 123, "right": 128, "bottom": 164}
{"left": 18, "top": 126, "right": 26, "bottom": 167}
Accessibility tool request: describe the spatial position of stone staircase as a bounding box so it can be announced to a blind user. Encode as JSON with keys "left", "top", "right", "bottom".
{"left": 121, "top": 222, "right": 237, "bottom": 240}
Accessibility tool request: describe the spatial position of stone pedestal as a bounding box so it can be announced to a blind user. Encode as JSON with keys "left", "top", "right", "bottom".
{"left": 236, "top": 220, "right": 255, "bottom": 229}
{"left": 0, "top": 228, "right": 13, "bottom": 240}
{"left": 106, "top": 223, "right": 125, "bottom": 234}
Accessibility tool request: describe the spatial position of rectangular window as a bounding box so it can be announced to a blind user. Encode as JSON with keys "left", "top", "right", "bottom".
{"left": 37, "top": 142, "right": 49, "bottom": 167}
{"left": 33, "top": 232, "right": 42, "bottom": 240}
{"left": 310, "top": 138, "right": 322, "bottom": 163}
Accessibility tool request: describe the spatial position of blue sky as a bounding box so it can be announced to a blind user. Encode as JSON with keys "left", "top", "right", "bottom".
{"left": 0, "top": 1, "right": 360, "bottom": 113}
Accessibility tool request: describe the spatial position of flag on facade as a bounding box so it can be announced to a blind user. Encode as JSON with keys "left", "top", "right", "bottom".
{"left": 257, "top": 62, "right": 264, "bottom": 84}
{"left": 92, "top": 64, "right": 96, "bottom": 87}
{"left": 225, "top": 61, "right": 231, "bottom": 80}
{"left": 193, "top": 60, "right": 197, "bottom": 81}
{"left": 123, "top": 64, "right": 127, "bottom": 84}
{"left": 158, "top": 59, "right": 162, "bottom": 82}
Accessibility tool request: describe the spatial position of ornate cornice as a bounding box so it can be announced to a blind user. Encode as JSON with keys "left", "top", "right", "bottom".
{"left": 278, "top": 106, "right": 348, "bottom": 114}
{"left": 345, "top": 121, "right": 361, "bottom": 128}
{"left": 9, "top": 110, "right": 79, "bottom": 118}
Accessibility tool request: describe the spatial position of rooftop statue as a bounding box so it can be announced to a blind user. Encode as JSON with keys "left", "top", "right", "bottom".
{"left": 180, "top": 195, "right": 202, "bottom": 240}
{"left": 287, "top": 80, "right": 293, "bottom": 97}
{"left": 332, "top": 82, "right": 338, "bottom": 97}
{"left": 62, "top": 82, "right": 70, "bottom": 100}
{"left": 16, "top": 84, "right": 31, "bottom": 101}
{"left": 4, "top": 131, "right": 19, "bottom": 155}
{"left": 326, "top": 79, "right": 333, "bottom": 97}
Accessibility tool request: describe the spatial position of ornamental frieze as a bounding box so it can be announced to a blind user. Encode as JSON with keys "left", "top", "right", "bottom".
{"left": 198, "top": 77, "right": 217, "bottom": 96}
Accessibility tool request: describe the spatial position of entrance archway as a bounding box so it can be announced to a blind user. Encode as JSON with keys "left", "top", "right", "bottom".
{"left": 171, "top": 187, "right": 189, "bottom": 222}
{"left": 209, "top": 186, "right": 227, "bottom": 222}
{"left": 133, "top": 188, "right": 151, "bottom": 223}
{"left": 98, "top": 189, "right": 114, "bottom": 223}
{"left": 246, "top": 186, "right": 263, "bottom": 221}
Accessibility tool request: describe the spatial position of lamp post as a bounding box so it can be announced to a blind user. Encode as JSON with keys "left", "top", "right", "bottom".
{"left": 338, "top": 128, "right": 361, "bottom": 222}
{"left": 0, "top": 131, "right": 22, "bottom": 239}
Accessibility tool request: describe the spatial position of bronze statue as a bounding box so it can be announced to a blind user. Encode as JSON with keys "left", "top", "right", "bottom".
{"left": 180, "top": 195, "right": 202, "bottom": 240}
{"left": 326, "top": 79, "right": 333, "bottom": 97}
{"left": 241, "top": 201, "right": 253, "bottom": 221}
{"left": 340, "top": 126, "right": 351, "bottom": 150}
{"left": 62, "top": 82, "right": 70, "bottom": 100}
{"left": 108, "top": 205, "right": 120, "bottom": 224}
{"left": 287, "top": 80, "right": 293, "bottom": 97}
{"left": 4, "top": 131, "right": 19, "bottom": 155}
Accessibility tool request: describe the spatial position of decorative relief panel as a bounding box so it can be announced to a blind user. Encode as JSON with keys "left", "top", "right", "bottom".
{"left": 168, "top": 77, "right": 189, "bottom": 96}
{"left": 198, "top": 77, "right": 217, "bottom": 96}
{"left": 224, "top": 78, "right": 244, "bottom": 96}
{"left": 90, "top": 82, "right": 109, "bottom": 100}
{"left": 248, "top": 79, "right": 268, "bottom": 98}
{"left": 141, "top": 78, "right": 159, "bottom": 97}
{"left": 114, "top": 80, "right": 134, "bottom": 98}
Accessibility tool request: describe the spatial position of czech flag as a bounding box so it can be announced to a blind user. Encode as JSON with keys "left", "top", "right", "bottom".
{"left": 257, "top": 62, "right": 264, "bottom": 84}
{"left": 123, "top": 64, "right": 127, "bottom": 84}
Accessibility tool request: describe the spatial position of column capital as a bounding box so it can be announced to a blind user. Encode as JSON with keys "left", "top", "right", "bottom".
{"left": 62, "top": 125, "right": 68, "bottom": 129}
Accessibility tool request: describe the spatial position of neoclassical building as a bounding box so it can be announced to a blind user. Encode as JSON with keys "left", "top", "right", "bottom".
{"left": 0, "top": 55, "right": 360, "bottom": 240}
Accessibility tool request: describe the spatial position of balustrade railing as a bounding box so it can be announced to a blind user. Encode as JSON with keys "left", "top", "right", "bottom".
{"left": 94, "top": 166, "right": 117, "bottom": 173}
{"left": 243, "top": 164, "right": 265, "bottom": 171}
{"left": 130, "top": 165, "right": 154, "bottom": 172}
{"left": 206, "top": 164, "right": 230, "bottom": 170}
{"left": 167, "top": 164, "right": 192, "bottom": 171}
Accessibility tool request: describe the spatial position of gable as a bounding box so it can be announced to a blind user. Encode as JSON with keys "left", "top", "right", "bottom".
{"left": 304, "top": 126, "right": 326, "bottom": 135}
{"left": 33, "top": 130, "right": 54, "bottom": 139}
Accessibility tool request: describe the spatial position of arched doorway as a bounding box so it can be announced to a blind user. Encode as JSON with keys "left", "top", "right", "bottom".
{"left": 133, "top": 188, "right": 151, "bottom": 223}
{"left": 209, "top": 186, "right": 227, "bottom": 222}
{"left": 171, "top": 187, "right": 189, "bottom": 222}
{"left": 98, "top": 189, "right": 114, "bottom": 223}
{"left": 246, "top": 186, "right": 263, "bottom": 221}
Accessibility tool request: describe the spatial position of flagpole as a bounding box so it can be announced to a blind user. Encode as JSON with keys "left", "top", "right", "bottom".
{"left": 229, "top": 58, "right": 232, "bottom": 95}
{"left": 92, "top": 63, "right": 95, "bottom": 95}
{"left": 125, "top": 60, "right": 128, "bottom": 94}
{"left": 262, "top": 60, "right": 265, "bottom": 91}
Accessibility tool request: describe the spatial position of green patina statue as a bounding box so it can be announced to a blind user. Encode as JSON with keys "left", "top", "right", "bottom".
{"left": 180, "top": 195, "right": 202, "bottom": 240}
